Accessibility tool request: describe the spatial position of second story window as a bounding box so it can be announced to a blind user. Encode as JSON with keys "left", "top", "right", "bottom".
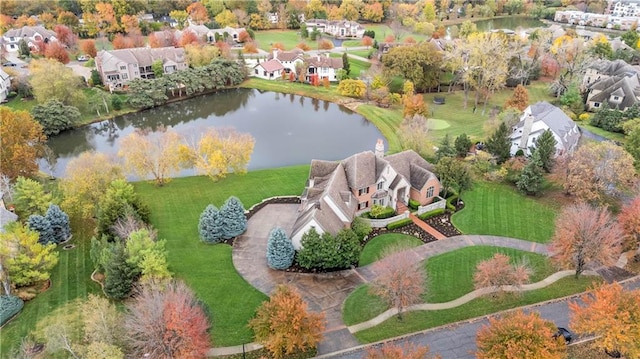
{"left": 358, "top": 187, "right": 370, "bottom": 196}
{"left": 377, "top": 182, "right": 384, "bottom": 190}
{"left": 120, "top": 66, "right": 126, "bottom": 71}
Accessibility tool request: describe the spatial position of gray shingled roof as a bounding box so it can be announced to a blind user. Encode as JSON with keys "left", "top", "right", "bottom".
{"left": 588, "top": 74, "right": 640, "bottom": 110}
{"left": 385, "top": 151, "right": 436, "bottom": 190}
{"left": 97, "top": 47, "right": 186, "bottom": 74}
{"left": 588, "top": 59, "right": 636, "bottom": 77}
{"left": 3, "top": 26, "right": 56, "bottom": 40}
{"left": 342, "top": 151, "right": 376, "bottom": 190}
{"left": 0, "top": 207, "right": 17, "bottom": 233}
{"left": 516, "top": 102, "right": 580, "bottom": 151}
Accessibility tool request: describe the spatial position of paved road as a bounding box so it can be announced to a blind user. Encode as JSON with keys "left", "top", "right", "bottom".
{"left": 317, "top": 277, "right": 640, "bottom": 359}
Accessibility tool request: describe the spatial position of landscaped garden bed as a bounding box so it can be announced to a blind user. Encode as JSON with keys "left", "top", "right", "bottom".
{"left": 423, "top": 212, "right": 463, "bottom": 237}
{"left": 366, "top": 222, "right": 438, "bottom": 244}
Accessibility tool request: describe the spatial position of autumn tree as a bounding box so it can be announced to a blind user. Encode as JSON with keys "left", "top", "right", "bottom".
{"left": 319, "top": 39, "right": 334, "bottom": 50}
{"left": 503, "top": 84, "right": 529, "bottom": 112}
{"left": 435, "top": 156, "right": 472, "bottom": 200}
{"left": 0, "top": 108, "right": 46, "bottom": 181}
{"left": 619, "top": 195, "right": 640, "bottom": 253}
{"left": 125, "top": 281, "right": 211, "bottom": 358}
{"left": 362, "top": 35, "right": 374, "bottom": 48}
{"left": 370, "top": 249, "right": 426, "bottom": 319}
{"left": 12, "top": 177, "right": 52, "bottom": 218}
{"left": 476, "top": 310, "right": 566, "bottom": 359}
{"left": 82, "top": 294, "right": 125, "bottom": 346}
{"left": 382, "top": 42, "right": 443, "bottom": 92}
{"left": 118, "top": 127, "right": 182, "bottom": 186}
{"left": 549, "top": 203, "right": 623, "bottom": 277}
{"left": 337, "top": 79, "right": 367, "bottom": 98}
{"left": 569, "top": 282, "right": 640, "bottom": 358}
{"left": 180, "top": 127, "right": 255, "bottom": 181}
{"left": 403, "top": 94, "right": 428, "bottom": 119}
{"left": 474, "top": 253, "right": 531, "bottom": 296}
{"left": 60, "top": 151, "right": 124, "bottom": 218}
{"left": 178, "top": 30, "right": 200, "bottom": 47}
{"left": 0, "top": 223, "right": 58, "bottom": 288}
{"left": 80, "top": 39, "right": 97, "bottom": 58}
{"left": 53, "top": 25, "right": 76, "bottom": 48}
{"left": 184, "top": 44, "right": 221, "bottom": 67}
{"left": 249, "top": 285, "right": 325, "bottom": 358}
{"left": 30, "top": 58, "right": 86, "bottom": 106}
{"left": 149, "top": 31, "right": 177, "bottom": 48}
{"left": 366, "top": 342, "right": 441, "bottom": 359}
{"left": 564, "top": 141, "right": 636, "bottom": 204}
{"left": 398, "top": 114, "right": 435, "bottom": 159}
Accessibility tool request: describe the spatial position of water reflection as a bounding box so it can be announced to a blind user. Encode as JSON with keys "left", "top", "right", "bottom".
{"left": 41, "top": 88, "right": 386, "bottom": 178}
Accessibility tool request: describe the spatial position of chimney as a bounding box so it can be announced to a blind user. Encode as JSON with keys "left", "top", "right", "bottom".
{"left": 375, "top": 139, "right": 385, "bottom": 158}
{"left": 273, "top": 49, "right": 278, "bottom": 60}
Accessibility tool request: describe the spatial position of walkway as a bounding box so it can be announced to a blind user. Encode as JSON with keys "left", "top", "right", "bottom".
{"left": 396, "top": 202, "right": 446, "bottom": 240}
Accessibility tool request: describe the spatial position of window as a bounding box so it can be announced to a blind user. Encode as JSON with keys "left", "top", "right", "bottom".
{"left": 358, "top": 201, "right": 369, "bottom": 210}
{"left": 254, "top": 69, "right": 258, "bottom": 74}
{"left": 122, "top": 73, "right": 128, "bottom": 79}
{"left": 594, "top": 102, "right": 601, "bottom": 108}
{"left": 358, "top": 187, "right": 370, "bottom": 196}
{"left": 373, "top": 198, "right": 385, "bottom": 206}
{"left": 613, "top": 96, "right": 620, "bottom": 100}
{"left": 120, "top": 66, "right": 126, "bottom": 71}
{"left": 377, "top": 182, "right": 384, "bottom": 190}
{"left": 427, "top": 186, "right": 434, "bottom": 198}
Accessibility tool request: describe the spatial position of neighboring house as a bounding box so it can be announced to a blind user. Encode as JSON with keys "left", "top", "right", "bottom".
{"left": 95, "top": 47, "right": 188, "bottom": 90}
{"left": 305, "top": 19, "right": 365, "bottom": 39}
{"left": 253, "top": 59, "right": 285, "bottom": 80}
{"left": 290, "top": 140, "right": 441, "bottom": 248}
{"left": 210, "top": 26, "right": 247, "bottom": 43}
{"left": 1, "top": 25, "right": 57, "bottom": 53}
{"left": 0, "top": 68, "right": 11, "bottom": 103}
{"left": 509, "top": 102, "right": 580, "bottom": 157}
{"left": 158, "top": 15, "right": 178, "bottom": 28}
{"left": 176, "top": 24, "right": 213, "bottom": 42}
{"left": 306, "top": 53, "right": 343, "bottom": 82}
{"left": 252, "top": 50, "right": 341, "bottom": 82}
{"left": 583, "top": 59, "right": 640, "bottom": 111}
{"left": 267, "top": 48, "right": 304, "bottom": 73}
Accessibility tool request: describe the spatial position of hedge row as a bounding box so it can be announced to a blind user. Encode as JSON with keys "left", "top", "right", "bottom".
{"left": 408, "top": 199, "right": 420, "bottom": 210}
{"left": 386, "top": 218, "right": 413, "bottom": 230}
{"left": 446, "top": 195, "right": 458, "bottom": 212}
{"left": 0, "top": 295, "right": 24, "bottom": 326}
{"left": 369, "top": 206, "right": 397, "bottom": 219}
{"left": 417, "top": 208, "right": 446, "bottom": 220}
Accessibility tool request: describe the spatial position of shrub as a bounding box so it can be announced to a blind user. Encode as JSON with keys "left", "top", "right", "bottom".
{"left": 198, "top": 204, "right": 224, "bottom": 243}
{"left": 408, "top": 199, "right": 420, "bottom": 210}
{"left": 417, "top": 208, "right": 445, "bottom": 220}
{"left": 220, "top": 196, "right": 247, "bottom": 239}
{"left": 296, "top": 228, "right": 361, "bottom": 270}
{"left": 266, "top": 227, "right": 295, "bottom": 270}
{"left": 351, "top": 217, "right": 372, "bottom": 240}
{"left": 369, "top": 205, "right": 396, "bottom": 219}
{"left": 386, "top": 218, "right": 413, "bottom": 230}
{"left": 0, "top": 295, "right": 24, "bottom": 326}
{"left": 111, "top": 95, "right": 123, "bottom": 110}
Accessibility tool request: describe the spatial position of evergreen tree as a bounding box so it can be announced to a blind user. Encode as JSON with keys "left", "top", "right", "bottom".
{"left": 454, "top": 133, "right": 472, "bottom": 158}
{"left": 45, "top": 204, "right": 71, "bottom": 244}
{"left": 198, "top": 204, "right": 224, "bottom": 243}
{"left": 266, "top": 227, "right": 295, "bottom": 270}
{"left": 220, "top": 196, "right": 247, "bottom": 239}
{"left": 342, "top": 52, "right": 351, "bottom": 76}
{"left": 516, "top": 150, "right": 545, "bottom": 195}
{"left": 296, "top": 228, "right": 326, "bottom": 270}
{"left": 27, "top": 215, "right": 55, "bottom": 245}
{"left": 351, "top": 217, "right": 372, "bottom": 240}
{"left": 104, "top": 242, "right": 135, "bottom": 300}
{"left": 436, "top": 134, "right": 456, "bottom": 160}
{"left": 334, "top": 229, "right": 361, "bottom": 268}
{"left": 533, "top": 129, "right": 557, "bottom": 173}
{"left": 486, "top": 122, "right": 512, "bottom": 164}
{"left": 18, "top": 39, "right": 30, "bottom": 58}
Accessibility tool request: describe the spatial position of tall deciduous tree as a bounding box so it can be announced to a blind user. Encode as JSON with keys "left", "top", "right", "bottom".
{"left": 382, "top": 42, "right": 443, "bottom": 92}
{"left": 503, "top": 84, "right": 529, "bottom": 112}
{"left": 549, "top": 203, "right": 623, "bottom": 277}
{"left": 125, "top": 281, "right": 211, "bottom": 358}
{"left": 0, "top": 108, "right": 46, "bottom": 181}
{"left": 619, "top": 195, "right": 640, "bottom": 253}
{"left": 565, "top": 141, "right": 636, "bottom": 204}
{"left": 118, "top": 127, "right": 182, "bottom": 186}
{"left": 435, "top": 157, "right": 473, "bottom": 200}
{"left": 44, "top": 42, "right": 70, "bottom": 64}
{"left": 29, "top": 58, "right": 86, "bottom": 106}
{"left": 249, "top": 285, "right": 325, "bottom": 358}
{"left": 532, "top": 129, "right": 557, "bottom": 173}
{"left": 0, "top": 223, "right": 58, "bottom": 288}
{"left": 474, "top": 253, "right": 531, "bottom": 295}
{"left": 220, "top": 196, "right": 247, "bottom": 239}
{"left": 398, "top": 114, "right": 434, "bottom": 159}
{"left": 370, "top": 249, "right": 426, "bottom": 319}
{"left": 82, "top": 294, "right": 125, "bottom": 346}
{"left": 198, "top": 204, "right": 224, "bottom": 243}
{"left": 569, "top": 282, "right": 640, "bottom": 358}
{"left": 486, "top": 122, "right": 511, "bottom": 164}
{"left": 476, "top": 310, "right": 566, "bottom": 359}
{"left": 266, "top": 227, "right": 295, "bottom": 270}
{"left": 31, "top": 100, "right": 81, "bottom": 136}
{"left": 12, "top": 177, "right": 52, "bottom": 218}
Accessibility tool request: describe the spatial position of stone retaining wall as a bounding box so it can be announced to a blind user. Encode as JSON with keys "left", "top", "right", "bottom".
{"left": 365, "top": 211, "right": 410, "bottom": 228}
{"left": 245, "top": 196, "right": 300, "bottom": 220}
{"left": 417, "top": 197, "right": 446, "bottom": 215}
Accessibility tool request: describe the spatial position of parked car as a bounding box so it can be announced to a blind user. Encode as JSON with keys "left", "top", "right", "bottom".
{"left": 2, "top": 62, "right": 17, "bottom": 67}
{"left": 77, "top": 55, "right": 90, "bottom": 62}
{"left": 553, "top": 327, "right": 572, "bottom": 343}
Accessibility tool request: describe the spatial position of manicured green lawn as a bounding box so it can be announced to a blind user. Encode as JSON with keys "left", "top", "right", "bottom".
{"left": 359, "top": 234, "right": 423, "bottom": 267}
{"left": 330, "top": 53, "right": 371, "bottom": 78}
{"left": 347, "top": 49, "right": 374, "bottom": 58}
{"left": 254, "top": 30, "right": 310, "bottom": 51}
{"left": 578, "top": 123, "right": 627, "bottom": 143}
{"left": 355, "top": 104, "right": 403, "bottom": 153}
{"left": 354, "top": 275, "right": 600, "bottom": 343}
{"left": 0, "top": 220, "right": 100, "bottom": 357}
{"left": 452, "top": 181, "right": 558, "bottom": 243}
{"left": 133, "top": 165, "right": 309, "bottom": 346}
{"left": 426, "top": 246, "right": 555, "bottom": 303}
{"left": 343, "top": 285, "right": 388, "bottom": 326}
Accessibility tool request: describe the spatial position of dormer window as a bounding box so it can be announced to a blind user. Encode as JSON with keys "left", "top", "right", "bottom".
{"left": 377, "top": 181, "right": 384, "bottom": 190}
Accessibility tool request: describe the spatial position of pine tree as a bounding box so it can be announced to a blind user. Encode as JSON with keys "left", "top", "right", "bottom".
{"left": 436, "top": 134, "right": 456, "bottom": 160}
{"left": 45, "top": 204, "right": 70, "bottom": 244}
{"left": 266, "top": 227, "right": 295, "bottom": 270}
{"left": 198, "top": 205, "right": 224, "bottom": 243}
{"left": 342, "top": 52, "right": 351, "bottom": 76}
{"left": 516, "top": 150, "right": 545, "bottom": 195}
{"left": 533, "top": 129, "right": 557, "bottom": 173}
{"left": 104, "top": 242, "right": 135, "bottom": 300}
{"left": 220, "top": 196, "right": 247, "bottom": 239}
{"left": 486, "top": 122, "right": 511, "bottom": 164}
{"left": 454, "top": 133, "right": 472, "bottom": 158}
{"left": 27, "top": 214, "right": 55, "bottom": 245}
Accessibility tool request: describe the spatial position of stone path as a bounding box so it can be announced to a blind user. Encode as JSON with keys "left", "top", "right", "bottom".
{"left": 408, "top": 213, "right": 446, "bottom": 240}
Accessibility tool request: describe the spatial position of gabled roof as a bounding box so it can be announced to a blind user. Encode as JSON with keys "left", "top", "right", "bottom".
{"left": 385, "top": 151, "right": 436, "bottom": 190}
{"left": 588, "top": 59, "right": 636, "bottom": 77}
{"left": 514, "top": 101, "right": 580, "bottom": 150}
{"left": 0, "top": 69, "right": 10, "bottom": 81}
{"left": 256, "top": 59, "right": 284, "bottom": 73}
{"left": 3, "top": 26, "right": 56, "bottom": 40}
{"left": 588, "top": 74, "right": 640, "bottom": 110}
{"left": 342, "top": 151, "right": 376, "bottom": 190}
{"left": 307, "top": 55, "right": 343, "bottom": 69}
{"left": 269, "top": 49, "right": 304, "bottom": 62}
{"left": 97, "top": 47, "right": 186, "bottom": 72}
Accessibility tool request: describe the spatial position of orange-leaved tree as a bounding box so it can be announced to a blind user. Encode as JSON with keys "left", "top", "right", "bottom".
{"left": 0, "top": 108, "right": 46, "bottom": 181}
{"left": 619, "top": 195, "right": 640, "bottom": 253}
{"left": 248, "top": 285, "right": 325, "bottom": 358}
{"left": 365, "top": 342, "right": 441, "bottom": 359}
{"left": 473, "top": 253, "right": 531, "bottom": 296}
{"left": 476, "top": 310, "right": 566, "bottom": 359}
{"left": 549, "top": 203, "right": 623, "bottom": 278}
{"left": 80, "top": 39, "right": 97, "bottom": 58}
{"left": 44, "top": 42, "right": 70, "bottom": 64}
{"left": 569, "top": 282, "right": 640, "bottom": 358}
{"left": 504, "top": 84, "right": 530, "bottom": 112}
{"left": 370, "top": 248, "right": 426, "bottom": 319}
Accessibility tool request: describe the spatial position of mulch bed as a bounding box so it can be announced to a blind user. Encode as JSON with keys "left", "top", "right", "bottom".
{"left": 366, "top": 223, "right": 438, "bottom": 245}
{"left": 423, "top": 213, "right": 462, "bottom": 237}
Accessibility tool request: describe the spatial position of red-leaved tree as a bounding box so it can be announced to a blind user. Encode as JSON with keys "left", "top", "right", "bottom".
{"left": 476, "top": 310, "right": 566, "bottom": 359}
{"left": 569, "top": 282, "right": 640, "bottom": 358}
{"left": 44, "top": 42, "right": 70, "bottom": 64}
{"left": 474, "top": 253, "right": 531, "bottom": 297}
{"left": 619, "top": 195, "right": 640, "bottom": 253}
{"left": 112, "top": 33, "right": 134, "bottom": 49}
{"left": 362, "top": 36, "right": 373, "bottom": 48}
{"left": 178, "top": 31, "right": 200, "bottom": 48}
{"left": 549, "top": 203, "right": 623, "bottom": 278}
{"left": 370, "top": 249, "right": 426, "bottom": 319}
{"left": 365, "top": 342, "right": 441, "bottom": 359}
{"left": 80, "top": 40, "right": 97, "bottom": 58}
{"left": 54, "top": 24, "right": 76, "bottom": 48}
{"left": 248, "top": 285, "right": 325, "bottom": 359}
{"left": 124, "top": 281, "right": 211, "bottom": 358}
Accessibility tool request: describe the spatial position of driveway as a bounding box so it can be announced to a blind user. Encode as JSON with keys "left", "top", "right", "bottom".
{"left": 66, "top": 60, "right": 92, "bottom": 81}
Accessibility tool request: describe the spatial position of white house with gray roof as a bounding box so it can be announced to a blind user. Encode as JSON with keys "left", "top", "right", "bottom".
{"left": 290, "top": 140, "right": 441, "bottom": 249}
{"left": 96, "top": 47, "right": 187, "bottom": 90}
{"left": 510, "top": 102, "right": 580, "bottom": 157}
{"left": 0, "top": 69, "right": 11, "bottom": 103}
{"left": 2, "top": 25, "right": 57, "bottom": 53}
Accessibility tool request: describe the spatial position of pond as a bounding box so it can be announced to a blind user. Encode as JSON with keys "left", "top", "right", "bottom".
{"left": 471, "top": 17, "right": 545, "bottom": 32}
{"left": 40, "top": 88, "right": 386, "bottom": 179}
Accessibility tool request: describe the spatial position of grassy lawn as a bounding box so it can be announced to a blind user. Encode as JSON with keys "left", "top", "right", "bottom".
{"left": 426, "top": 246, "right": 555, "bottom": 303}
{"left": 353, "top": 275, "right": 600, "bottom": 343}
{"left": 254, "top": 30, "right": 308, "bottom": 51}
{"left": 578, "top": 123, "right": 627, "bottom": 143}
{"left": 240, "top": 77, "right": 345, "bottom": 102}
{"left": 359, "top": 234, "right": 423, "bottom": 267}
{"left": 133, "top": 165, "right": 309, "bottom": 346}
{"left": 347, "top": 49, "right": 374, "bottom": 58}
{"left": 329, "top": 53, "right": 371, "bottom": 78}
{"left": 0, "top": 220, "right": 100, "bottom": 358}
{"left": 451, "top": 181, "right": 558, "bottom": 243}
{"left": 362, "top": 24, "right": 429, "bottom": 42}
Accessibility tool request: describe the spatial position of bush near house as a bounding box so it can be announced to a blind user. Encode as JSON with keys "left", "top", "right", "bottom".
{"left": 408, "top": 199, "right": 420, "bottom": 210}
{"left": 368, "top": 205, "right": 396, "bottom": 219}
{"left": 386, "top": 218, "right": 413, "bottom": 230}
{"left": 418, "top": 208, "right": 445, "bottom": 220}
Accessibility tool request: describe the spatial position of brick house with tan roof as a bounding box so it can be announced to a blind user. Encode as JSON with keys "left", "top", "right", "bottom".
{"left": 252, "top": 50, "right": 343, "bottom": 82}
{"left": 290, "top": 140, "right": 441, "bottom": 248}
